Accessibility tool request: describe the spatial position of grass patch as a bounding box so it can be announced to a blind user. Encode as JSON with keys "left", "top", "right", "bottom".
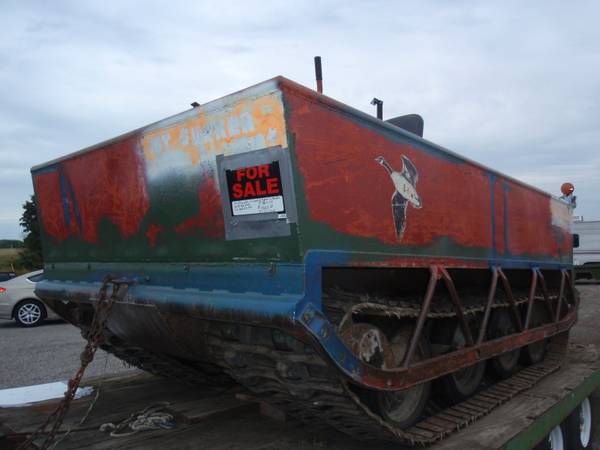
{"left": 0, "top": 248, "right": 21, "bottom": 271}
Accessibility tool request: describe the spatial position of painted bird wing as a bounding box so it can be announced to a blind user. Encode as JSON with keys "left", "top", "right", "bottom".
{"left": 391, "top": 191, "right": 408, "bottom": 240}
{"left": 400, "top": 155, "right": 418, "bottom": 186}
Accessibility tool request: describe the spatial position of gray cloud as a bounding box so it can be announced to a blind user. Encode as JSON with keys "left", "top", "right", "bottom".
{"left": 0, "top": 0, "right": 598, "bottom": 238}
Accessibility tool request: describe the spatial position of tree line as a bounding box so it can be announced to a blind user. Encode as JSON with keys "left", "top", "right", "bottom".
{"left": 0, "top": 239, "right": 24, "bottom": 248}
{"left": 18, "top": 195, "right": 43, "bottom": 270}
{"left": 1, "top": 196, "right": 43, "bottom": 272}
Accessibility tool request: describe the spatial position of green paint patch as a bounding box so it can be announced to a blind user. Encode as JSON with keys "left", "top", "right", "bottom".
{"left": 41, "top": 216, "right": 301, "bottom": 264}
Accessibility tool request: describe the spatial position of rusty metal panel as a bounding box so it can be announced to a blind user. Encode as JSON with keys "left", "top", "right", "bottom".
{"left": 32, "top": 80, "right": 299, "bottom": 264}
{"left": 31, "top": 76, "right": 573, "bottom": 271}
{"left": 280, "top": 79, "right": 573, "bottom": 268}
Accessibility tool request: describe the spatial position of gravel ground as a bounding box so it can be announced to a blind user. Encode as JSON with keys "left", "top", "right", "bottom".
{"left": 0, "top": 318, "right": 138, "bottom": 389}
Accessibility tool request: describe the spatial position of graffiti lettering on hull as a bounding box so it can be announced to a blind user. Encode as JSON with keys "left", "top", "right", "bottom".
{"left": 141, "top": 91, "right": 288, "bottom": 182}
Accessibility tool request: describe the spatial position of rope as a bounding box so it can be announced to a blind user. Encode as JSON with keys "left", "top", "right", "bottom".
{"left": 99, "top": 402, "right": 176, "bottom": 437}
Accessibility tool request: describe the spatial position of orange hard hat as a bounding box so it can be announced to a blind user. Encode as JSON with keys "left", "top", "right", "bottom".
{"left": 561, "top": 182, "right": 574, "bottom": 196}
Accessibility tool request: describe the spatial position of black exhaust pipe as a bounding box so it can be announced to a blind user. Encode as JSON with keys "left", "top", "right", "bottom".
{"left": 314, "top": 56, "right": 323, "bottom": 93}
{"left": 371, "top": 97, "right": 383, "bottom": 119}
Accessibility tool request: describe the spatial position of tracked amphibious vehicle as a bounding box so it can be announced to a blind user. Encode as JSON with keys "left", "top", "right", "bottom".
{"left": 32, "top": 71, "right": 578, "bottom": 445}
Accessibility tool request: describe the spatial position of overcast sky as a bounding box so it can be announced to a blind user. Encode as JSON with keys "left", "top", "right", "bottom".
{"left": 1, "top": 1, "right": 598, "bottom": 239}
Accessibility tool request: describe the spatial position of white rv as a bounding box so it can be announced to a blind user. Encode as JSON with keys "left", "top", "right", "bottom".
{"left": 573, "top": 220, "right": 600, "bottom": 266}
{"left": 573, "top": 220, "right": 600, "bottom": 280}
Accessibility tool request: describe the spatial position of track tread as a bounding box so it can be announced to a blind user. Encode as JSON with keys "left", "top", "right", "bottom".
{"left": 93, "top": 316, "right": 567, "bottom": 445}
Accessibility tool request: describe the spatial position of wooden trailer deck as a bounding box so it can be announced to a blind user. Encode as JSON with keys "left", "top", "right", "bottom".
{"left": 1, "top": 285, "right": 600, "bottom": 450}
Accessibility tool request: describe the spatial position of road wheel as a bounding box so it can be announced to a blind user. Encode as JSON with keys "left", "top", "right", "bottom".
{"left": 341, "top": 323, "right": 430, "bottom": 428}
{"left": 521, "top": 302, "right": 550, "bottom": 365}
{"left": 376, "top": 326, "right": 431, "bottom": 427}
{"left": 435, "top": 321, "right": 485, "bottom": 403}
{"left": 487, "top": 308, "right": 521, "bottom": 379}
{"left": 14, "top": 300, "right": 46, "bottom": 327}
{"left": 564, "top": 397, "right": 593, "bottom": 449}
{"left": 535, "top": 424, "right": 566, "bottom": 450}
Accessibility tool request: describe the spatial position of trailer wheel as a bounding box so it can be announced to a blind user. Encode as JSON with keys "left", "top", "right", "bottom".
{"left": 535, "top": 424, "right": 566, "bottom": 450}
{"left": 548, "top": 424, "right": 566, "bottom": 450}
{"left": 487, "top": 309, "right": 521, "bottom": 379}
{"left": 564, "top": 397, "right": 593, "bottom": 449}
{"left": 435, "top": 321, "right": 485, "bottom": 403}
{"left": 521, "top": 302, "right": 550, "bottom": 366}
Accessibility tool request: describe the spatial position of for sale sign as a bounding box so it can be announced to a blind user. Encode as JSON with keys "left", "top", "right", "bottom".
{"left": 225, "top": 162, "right": 286, "bottom": 216}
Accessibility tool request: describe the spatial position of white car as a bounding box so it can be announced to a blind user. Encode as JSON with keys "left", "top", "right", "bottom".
{"left": 0, "top": 270, "right": 58, "bottom": 327}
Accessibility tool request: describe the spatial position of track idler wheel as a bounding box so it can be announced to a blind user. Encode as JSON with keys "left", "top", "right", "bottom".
{"left": 340, "top": 323, "right": 430, "bottom": 428}
{"left": 436, "top": 321, "right": 485, "bottom": 403}
{"left": 521, "top": 302, "right": 550, "bottom": 366}
{"left": 339, "top": 323, "right": 395, "bottom": 369}
{"left": 487, "top": 308, "right": 521, "bottom": 379}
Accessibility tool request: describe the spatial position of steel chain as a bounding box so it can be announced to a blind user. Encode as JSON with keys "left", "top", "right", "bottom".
{"left": 17, "top": 277, "right": 131, "bottom": 450}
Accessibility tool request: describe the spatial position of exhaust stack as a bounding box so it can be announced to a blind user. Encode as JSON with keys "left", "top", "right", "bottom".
{"left": 371, "top": 97, "right": 383, "bottom": 119}
{"left": 314, "top": 56, "right": 323, "bottom": 93}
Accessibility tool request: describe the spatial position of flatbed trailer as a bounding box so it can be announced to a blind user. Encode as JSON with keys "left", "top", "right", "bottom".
{"left": 1, "top": 284, "right": 599, "bottom": 450}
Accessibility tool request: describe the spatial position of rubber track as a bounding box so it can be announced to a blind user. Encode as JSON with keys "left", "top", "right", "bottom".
{"left": 211, "top": 336, "right": 565, "bottom": 445}
{"left": 98, "top": 336, "right": 229, "bottom": 388}
{"left": 97, "top": 325, "right": 567, "bottom": 446}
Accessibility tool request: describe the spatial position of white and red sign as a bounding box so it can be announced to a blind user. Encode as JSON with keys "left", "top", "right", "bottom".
{"left": 225, "top": 162, "right": 285, "bottom": 216}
